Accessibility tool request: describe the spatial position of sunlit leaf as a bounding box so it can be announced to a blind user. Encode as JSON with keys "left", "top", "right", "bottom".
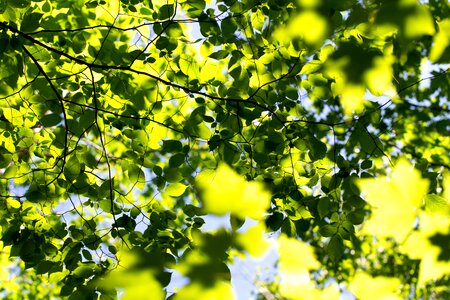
{"left": 165, "top": 182, "right": 188, "bottom": 197}
{"left": 101, "top": 270, "right": 164, "bottom": 300}
{"left": 196, "top": 163, "right": 271, "bottom": 220}
{"left": 430, "top": 19, "right": 450, "bottom": 63}
{"left": 278, "top": 234, "right": 321, "bottom": 298}
{"left": 1, "top": 0, "right": 450, "bottom": 298}
{"left": 336, "top": 83, "right": 366, "bottom": 116}
{"left": 402, "top": 211, "right": 450, "bottom": 283}
{"left": 424, "top": 194, "right": 450, "bottom": 215}
{"left": 375, "top": 0, "right": 435, "bottom": 40}
{"left": 6, "top": 198, "right": 21, "bottom": 209}
{"left": 174, "top": 281, "right": 235, "bottom": 300}
{"left": 286, "top": 11, "right": 328, "bottom": 47}
{"left": 364, "top": 54, "right": 395, "bottom": 97}
{"left": 235, "top": 222, "right": 271, "bottom": 258}
{"left": 403, "top": 4, "right": 435, "bottom": 39}
{"left": 349, "top": 272, "right": 402, "bottom": 300}
{"left": 358, "top": 159, "right": 429, "bottom": 241}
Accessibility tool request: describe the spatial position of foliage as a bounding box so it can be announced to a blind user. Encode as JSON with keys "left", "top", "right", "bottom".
{"left": 1, "top": 0, "right": 450, "bottom": 299}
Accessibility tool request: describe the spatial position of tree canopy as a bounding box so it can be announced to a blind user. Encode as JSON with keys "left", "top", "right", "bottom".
{"left": 1, "top": 0, "right": 450, "bottom": 299}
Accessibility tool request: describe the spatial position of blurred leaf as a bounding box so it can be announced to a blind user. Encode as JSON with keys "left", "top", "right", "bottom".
{"left": 425, "top": 194, "right": 450, "bottom": 215}
{"left": 196, "top": 163, "right": 271, "bottom": 220}
{"left": 235, "top": 222, "right": 271, "bottom": 258}
{"left": 349, "top": 273, "right": 402, "bottom": 300}
{"left": 358, "top": 159, "right": 429, "bottom": 241}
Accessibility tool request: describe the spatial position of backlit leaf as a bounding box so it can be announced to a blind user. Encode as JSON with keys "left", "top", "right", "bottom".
{"left": 165, "top": 182, "right": 187, "bottom": 197}
{"left": 358, "top": 159, "right": 429, "bottom": 241}
{"left": 349, "top": 273, "right": 402, "bottom": 300}
{"left": 430, "top": 19, "right": 450, "bottom": 63}
{"left": 235, "top": 222, "right": 271, "bottom": 258}
{"left": 278, "top": 234, "right": 321, "bottom": 298}
{"left": 196, "top": 163, "right": 271, "bottom": 220}
{"left": 174, "top": 281, "right": 235, "bottom": 300}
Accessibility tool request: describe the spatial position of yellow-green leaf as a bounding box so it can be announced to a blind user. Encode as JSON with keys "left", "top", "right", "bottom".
{"left": 358, "top": 158, "right": 429, "bottom": 241}
{"left": 97, "top": 251, "right": 164, "bottom": 300}
{"left": 278, "top": 234, "right": 321, "bottom": 298}
{"left": 424, "top": 194, "right": 450, "bottom": 215}
{"left": 287, "top": 11, "right": 328, "bottom": 46}
{"left": 430, "top": 19, "right": 450, "bottom": 62}
{"left": 349, "top": 272, "right": 402, "bottom": 300}
{"left": 279, "top": 234, "right": 320, "bottom": 271}
{"left": 174, "top": 281, "right": 235, "bottom": 300}
{"left": 403, "top": 5, "right": 435, "bottom": 39}
{"left": 7, "top": 198, "right": 21, "bottom": 209}
{"left": 165, "top": 183, "right": 188, "bottom": 197}
{"left": 196, "top": 163, "right": 271, "bottom": 220}
{"left": 235, "top": 222, "right": 271, "bottom": 258}
{"left": 402, "top": 212, "right": 450, "bottom": 284}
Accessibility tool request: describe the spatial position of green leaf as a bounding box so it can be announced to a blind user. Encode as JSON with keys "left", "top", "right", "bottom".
{"left": 164, "top": 167, "right": 183, "bottom": 183}
{"left": 40, "top": 113, "right": 62, "bottom": 127}
{"left": 72, "top": 33, "right": 87, "bottom": 54}
{"left": 8, "top": 0, "right": 30, "bottom": 8}
{"left": 358, "top": 159, "right": 429, "bottom": 241}
{"left": 60, "top": 285, "right": 75, "bottom": 297}
{"left": 43, "top": 243, "right": 58, "bottom": 255}
{"left": 3, "top": 165, "right": 18, "bottom": 178}
{"left": 85, "top": 1, "right": 98, "bottom": 9}
{"left": 82, "top": 249, "right": 93, "bottom": 261}
{"left": 221, "top": 17, "right": 237, "bottom": 38}
{"left": 265, "top": 212, "right": 284, "bottom": 232}
{"left": 281, "top": 218, "right": 296, "bottom": 237}
{"left": 339, "top": 221, "right": 355, "bottom": 240}
{"left": 165, "top": 182, "right": 187, "bottom": 197}
{"left": 169, "top": 153, "right": 186, "bottom": 168}
{"left": 327, "top": 235, "right": 345, "bottom": 263}
{"left": 73, "top": 264, "right": 95, "bottom": 278}
{"left": 319, "top": 224, "right": 338, "bottom": 237}
{"left": 361, "top": 160, "right": 373, "bottom": 170}
{"left": 130, "top": 207, "right": 141, "bottom": 218}
{"left": 221, "top": 142, "right": 239, "bottom": 165}
{"left": 98, "top": 200, "right": 111, "bottom": 212}
{"left": 300, "top": 60, "right": 322, "bottom": 74}
{"left": 235, "top": 222, "right": 270, "bottom": 257}
{"left": 64, "top": 156, "right": 81, "bottom": 182}
{"left": 346, "top": 210, "right": 365, "bottom": 225}
{"left": 318, "top": 197, "right": 332, "bottom": 218}
{"left": 21, "top": 13, "right": 43, "bottom": 32}
{"left": 331, "top": 0, "right": 356, "bottom": 11}
{"left": 347, "top": 195, "right": 366, "bottom": 208}
{"left": 308, "top": 136, "right": 327, "bottom": 161}
{"left": 158, "top": 4, "right": 174, "bottom": 20}
{"left": 35, "top": 261, "right": 54, "bottom": 274}
{"left": 108, "top": 245, "right": 117, "bottom": 254}
{"left": 128, "top": 165, "right": 145, "bottom": 184}
{"left": 162, "top": 140, "right": 183, "bottom": 153}
{"left": 209, "top": 50, "right": 229, "bottom": 60}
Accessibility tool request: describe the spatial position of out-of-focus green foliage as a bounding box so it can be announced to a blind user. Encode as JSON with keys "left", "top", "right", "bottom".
{"left": 1, "top": 0, "right": 450, "bottom": 299}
